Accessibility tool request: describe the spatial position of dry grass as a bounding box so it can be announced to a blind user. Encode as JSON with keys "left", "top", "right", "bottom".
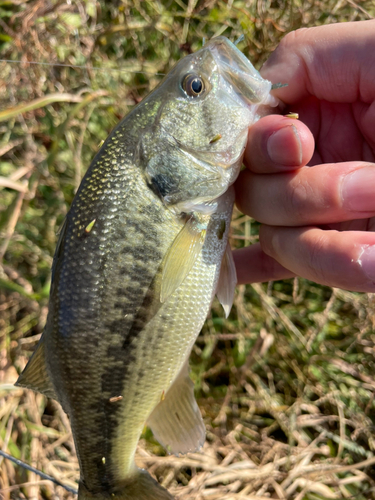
{"left": 1, "top": 1, "right": 375, "bottom": 499}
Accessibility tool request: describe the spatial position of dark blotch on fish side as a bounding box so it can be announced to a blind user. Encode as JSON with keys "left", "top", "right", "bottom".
{"left": 217, "top": 220, "right": 226, "bottom": 240}
{"left": 148, "top": 173, "right": 179, "bottom": 199}
{"left": 120, "top": 276, "right": 162, "bottom": 351}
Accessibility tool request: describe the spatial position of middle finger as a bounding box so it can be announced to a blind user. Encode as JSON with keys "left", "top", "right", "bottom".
{"left": 235, "top": 162, "right": 375, "bottom": 226}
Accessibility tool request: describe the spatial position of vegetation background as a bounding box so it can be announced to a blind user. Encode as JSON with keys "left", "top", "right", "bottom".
{"left": 1, "top": 1, "right": 375, "bottom": 499}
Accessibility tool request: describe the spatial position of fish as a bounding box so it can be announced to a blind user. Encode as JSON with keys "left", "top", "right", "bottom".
{"left": 15, "top": 37, "right": 278, "bottom": 499}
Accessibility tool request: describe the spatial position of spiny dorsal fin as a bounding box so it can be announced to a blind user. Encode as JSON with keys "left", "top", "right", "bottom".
{"left": 160, "top": 215, "right": 208, "bottom": 303}
{"left": 216, "top": 242, "right": 237, "bottom": 318}
{"left": 147, "top": 360, "right": 205, "bottom": 456}
{"left": 15, "top": 335, "right": 57, "bottom": 400}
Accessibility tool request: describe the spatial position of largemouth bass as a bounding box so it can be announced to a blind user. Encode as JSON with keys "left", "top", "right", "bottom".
{"left": 16, "top": 37, "right": 277, "bottom": 499}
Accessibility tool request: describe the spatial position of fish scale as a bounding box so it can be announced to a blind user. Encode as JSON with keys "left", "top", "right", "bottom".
{"left": 16, "top": 37, "right": 278, "bottom": 499}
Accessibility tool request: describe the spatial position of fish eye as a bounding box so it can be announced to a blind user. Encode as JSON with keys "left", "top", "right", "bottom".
{"left": 182, "top": 74, "right": 205, "bottom": 97}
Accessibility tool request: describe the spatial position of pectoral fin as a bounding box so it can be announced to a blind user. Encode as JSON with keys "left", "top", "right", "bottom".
{"left": 216, "top": 242, "right": 237, "bottom": 318}
{"left": 147, "top": 361, "right": 205, "bottom": 455}
{"left": 160, "top": 216, "right": 207, "bottom": 303}
{"left": 15, "top": 335, "right": 57, "bottom": 400}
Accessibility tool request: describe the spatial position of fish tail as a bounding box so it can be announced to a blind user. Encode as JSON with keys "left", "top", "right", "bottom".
{"left": 78, "top": 469, "right": 174, "bottom": 499}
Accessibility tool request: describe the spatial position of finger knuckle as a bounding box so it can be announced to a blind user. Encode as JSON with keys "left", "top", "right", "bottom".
{"left": 280, "top": 27, "right": 312, "bottom": 50}
{"left": 306, "top": 231, "right": 329, "bottom": 283}
{"left": 287, "top": 178, "right": 312, "bottom": 223}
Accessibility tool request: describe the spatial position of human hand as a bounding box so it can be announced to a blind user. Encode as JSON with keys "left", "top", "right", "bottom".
{"left": 234, "top": 20, "right": 375, "bottom": 292}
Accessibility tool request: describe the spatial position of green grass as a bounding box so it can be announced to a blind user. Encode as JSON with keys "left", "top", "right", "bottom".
{"left": 1, "top": 1, "right": 375, "bottom": 499}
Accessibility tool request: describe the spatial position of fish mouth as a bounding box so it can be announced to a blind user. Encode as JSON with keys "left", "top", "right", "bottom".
{"left": 206, "top": 36, "right": 278, "bottom": 108}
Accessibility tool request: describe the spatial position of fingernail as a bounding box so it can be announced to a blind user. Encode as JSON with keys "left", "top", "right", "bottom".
{"left": 360, "top": 246, "right": 375, "bottom": 285}
{"left": 342, "top": 166, "right": 375, "bottom": 211}
{"left": 266, "top": 125, "right": 302, "bottom": 166}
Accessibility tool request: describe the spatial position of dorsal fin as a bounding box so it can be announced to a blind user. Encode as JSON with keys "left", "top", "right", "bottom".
{"left": 15, "top": 335, "right": 57, "bottom": 400}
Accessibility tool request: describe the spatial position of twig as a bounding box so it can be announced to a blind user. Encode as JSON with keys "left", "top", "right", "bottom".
{"left": 0, "top": 450, "right": 78, "bottom": 495}
{"left": 0, "top": 186, "right": 26, "bottom": 261}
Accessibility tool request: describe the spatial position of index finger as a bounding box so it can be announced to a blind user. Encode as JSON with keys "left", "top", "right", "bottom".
{"left": 261, "top": 20, "right": 375, "bottom": 105}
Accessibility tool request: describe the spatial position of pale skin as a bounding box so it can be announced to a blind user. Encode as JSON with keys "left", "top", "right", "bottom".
{"left": 234, "top": 20, "right": 375, "bottom": 293}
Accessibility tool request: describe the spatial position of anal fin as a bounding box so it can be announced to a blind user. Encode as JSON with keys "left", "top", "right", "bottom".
{"left": 147, "top": 361, "right": 205, "bottom": 455}
{"left": 15, "top": 335, "right": 57, "bottom": 400}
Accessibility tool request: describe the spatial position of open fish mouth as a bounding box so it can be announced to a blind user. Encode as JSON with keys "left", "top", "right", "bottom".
{"left": 207, "top": 36, "right": 278, "bottom": 108}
